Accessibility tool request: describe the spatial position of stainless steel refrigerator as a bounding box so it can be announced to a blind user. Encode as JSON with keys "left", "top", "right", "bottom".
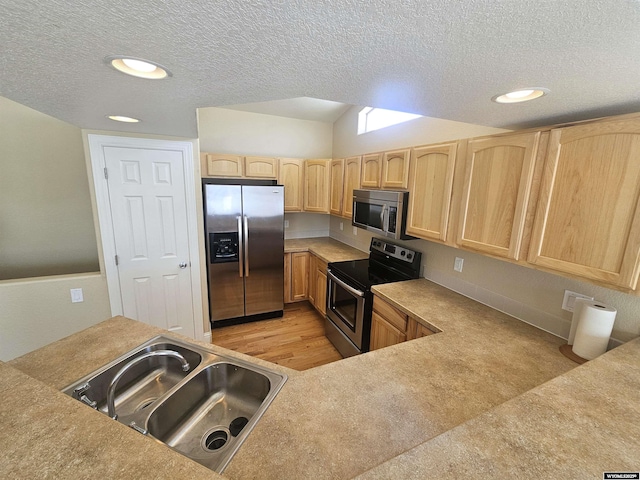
{"left": 204, "top": 181, "right": 284, "bottom": 324}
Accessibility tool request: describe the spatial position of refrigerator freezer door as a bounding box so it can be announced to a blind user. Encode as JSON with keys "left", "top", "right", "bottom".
{"left": 205, "top": 184, "right": 245, "bottom": 321}
{"left": 241, "top": 185, "right": 284, "bottom": 316}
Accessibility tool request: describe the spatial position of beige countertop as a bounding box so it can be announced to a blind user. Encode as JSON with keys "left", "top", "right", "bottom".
{"left": 285, "top": 237, "right": 368, "bottom": 263}
{"left": 5, "top": 268, "right": 638, "bottom": 478}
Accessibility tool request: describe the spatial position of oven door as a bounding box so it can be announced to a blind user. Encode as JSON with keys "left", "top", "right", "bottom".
{"left": 326, "top": 269, "right": 365, "bottom": 351}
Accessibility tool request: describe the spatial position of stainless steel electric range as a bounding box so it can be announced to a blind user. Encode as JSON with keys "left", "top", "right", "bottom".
{"left": 325, "top": 238, "right": 422, "bottom": 357}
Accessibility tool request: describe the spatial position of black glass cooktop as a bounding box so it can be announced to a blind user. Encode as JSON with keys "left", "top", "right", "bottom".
{"left": 328, "top": 258, "right": 413, "bottom": 291}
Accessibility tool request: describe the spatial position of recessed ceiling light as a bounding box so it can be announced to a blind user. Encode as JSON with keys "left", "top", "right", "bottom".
{"left": 107, "top": 115, "right": 140, "bottom": 123}
{"left": 492, "top": 88, "right": 549, "bottom": 104}
{"left": 105, "top": 55, "right": 171, "bottom": 79}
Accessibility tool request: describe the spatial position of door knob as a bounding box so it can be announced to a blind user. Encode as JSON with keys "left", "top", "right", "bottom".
{"left": 179, "top": 262, "right": 188, "bottom": 269}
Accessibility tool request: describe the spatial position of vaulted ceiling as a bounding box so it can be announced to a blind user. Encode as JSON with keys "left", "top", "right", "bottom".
{"left": 2, "top": 0, "right": 639, "bottom": 137}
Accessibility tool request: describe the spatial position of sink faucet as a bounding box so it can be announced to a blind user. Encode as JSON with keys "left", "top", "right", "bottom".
{"left": 107, "top": 349, "right": 190, "bottom": 420}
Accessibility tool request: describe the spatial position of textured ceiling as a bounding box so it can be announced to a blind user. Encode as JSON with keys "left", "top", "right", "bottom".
{"left": 1, "top": 0, "right": 640, "bottom": 137}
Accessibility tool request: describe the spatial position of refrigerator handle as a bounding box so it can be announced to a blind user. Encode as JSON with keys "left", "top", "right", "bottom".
{"left": 237, "top": 216, "right": 244, "bottom": 278}
{"left": 243, "top": 215, "right": 250, "bottom": 277}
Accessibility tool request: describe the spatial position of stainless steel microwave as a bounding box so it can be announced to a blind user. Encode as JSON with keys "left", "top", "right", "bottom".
{"left": 352, "top": 189, "right": 414, "bottom": 240}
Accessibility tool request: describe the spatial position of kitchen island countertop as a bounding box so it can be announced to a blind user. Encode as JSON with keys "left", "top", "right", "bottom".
{"left": 5, "top": 276, "right": 639, "bottom": 478}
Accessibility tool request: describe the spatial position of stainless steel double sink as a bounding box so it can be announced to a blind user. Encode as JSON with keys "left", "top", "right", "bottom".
{"left": 61, "top": 335, "right": 287, "bottom": 473}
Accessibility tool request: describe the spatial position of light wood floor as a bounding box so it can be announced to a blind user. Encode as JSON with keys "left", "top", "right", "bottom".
{"left": 211, "top": 301, "right": 343, "bottom": 371}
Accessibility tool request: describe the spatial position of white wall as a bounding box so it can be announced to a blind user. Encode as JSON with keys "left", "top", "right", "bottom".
{"left": 0, "top": 273, "right": 111, "bottom": 361}
{"left": 330, "top": 107, "right": 640, "bottom": 345}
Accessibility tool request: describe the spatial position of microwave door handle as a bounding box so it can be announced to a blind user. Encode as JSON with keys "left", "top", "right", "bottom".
{"left": 328, "top": 270, "right": 365, "bottom": 298}
{"left": 381, "top": 204, "right": 389, "bottom": 232}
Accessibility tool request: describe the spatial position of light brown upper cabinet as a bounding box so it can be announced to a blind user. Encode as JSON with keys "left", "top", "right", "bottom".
{"left": 278, "top": 158, "right": 304, "bottom": 212}
{"left": 303, "top": 159, "right": 331, "bottom": 213}
{"left": 361, "top": 153, "right": 383, "bottom": 188}
{"left": 330, "top": 159, "right": 345, "bottom": 216}
{"left": 406, "top": 142, "right": 458, "bottom": 243}
{"left": 381, "top": 148, "right": 411, "bottom": 189}
{"left": 201, "top": 153, "right": 243, "bottom": 177}
{"left": 457, "top": 132, "right": 541, "bottom": 260}
{"left": 341, "top": 156, "right": 362, "bottom": 218}
{"left": 244, "top": 156, "right": 278, "bottom": 179}
{"left": 528, "top": 117, "right": 640, "bottom": 289}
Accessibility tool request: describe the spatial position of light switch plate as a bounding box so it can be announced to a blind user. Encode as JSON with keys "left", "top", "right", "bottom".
{"left": 284, "top": 220, "right": 289, "bottom": 228}
{"left": 562, "top": 290, "right": 593, "bottom": 312}
{"left": 70, "top": 288, "right": 84, "bottom": 303}
{"left": 339, "top": 222, "right": 343, "bottom": 231}
{"left": 353, "top": 226, "right": 358, "bottom": 236}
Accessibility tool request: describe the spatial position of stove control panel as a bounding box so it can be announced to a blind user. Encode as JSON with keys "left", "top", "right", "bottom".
{"left": 371, "top": 239, "right": 419, "bottom": 263}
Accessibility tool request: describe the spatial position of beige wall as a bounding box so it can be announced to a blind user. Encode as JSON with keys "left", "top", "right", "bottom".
{"left": 0, "top": 96, "right": 99, "bottom": 280}
{"left": 330, "top": 109, "right": 640, "bottom": 344}
{"left": 332, "top": 105, "right": 509, "bottom": 158}
{"left": 0, "top": 273, "right": 111, "bottom": 361}
{"left": 198, "top": 107, "right": 333, "bottom": 158}
{"left": 284, "top": 212, "right": 330, "bottom": 239}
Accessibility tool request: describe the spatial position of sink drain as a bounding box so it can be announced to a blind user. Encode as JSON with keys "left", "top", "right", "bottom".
{"left": 203, "top": 428, "right": 229, "bottom": 451}
{"left": 229, "top": 417, "right": 249, "bottom": 437}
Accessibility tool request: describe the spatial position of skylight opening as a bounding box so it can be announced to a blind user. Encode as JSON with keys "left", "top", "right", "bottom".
{"left": 357, "top": 107, "right": 422, "bottom": 135}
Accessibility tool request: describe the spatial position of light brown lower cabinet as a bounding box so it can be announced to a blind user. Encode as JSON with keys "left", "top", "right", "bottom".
{"left": 284, "top": 252, "right": 310, "bottom": 303}
{"left": 308, "top": 253, "right": 329, "bottom": 315}
{"left": 370, "top": 295, "right": 435, "bottom": 350}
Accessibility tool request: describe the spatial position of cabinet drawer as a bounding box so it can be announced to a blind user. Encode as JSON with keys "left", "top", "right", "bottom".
{"left": 373, "top": 296, "right": 407, "bottom": 331}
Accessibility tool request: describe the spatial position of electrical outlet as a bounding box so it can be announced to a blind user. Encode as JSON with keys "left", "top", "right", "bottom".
{"left": 353, "top": 226, "right": 358, "bottom": 236}
{"left": 284, "top": 220, "right": 289, "bottom": 228}
{"left": 454, "top": 257, "right": 464, "bottom": 273}
{"left": 562, "top": 290, "right": 593, "bottom": 312}
{"left": 70, "top": 288, "right": 84, "bottom": 303}
{"left": 339, "top": 222, "right": 343, "bottom": 231}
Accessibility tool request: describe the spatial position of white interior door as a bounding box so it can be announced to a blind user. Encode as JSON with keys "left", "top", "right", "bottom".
{"left": 103, "top": 145, "right": 196, "bottom": 338}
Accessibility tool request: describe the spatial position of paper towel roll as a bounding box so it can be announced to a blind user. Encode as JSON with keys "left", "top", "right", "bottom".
{"left": 568, "top": 298, "right": 591, "bottom": 345}
{"left": 572, "top": 302, "right": 617, "bottom": 360}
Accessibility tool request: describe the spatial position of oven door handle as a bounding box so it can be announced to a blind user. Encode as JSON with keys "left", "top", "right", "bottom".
{"left": 327, "top": 270, "right": 365, "bottom": 298}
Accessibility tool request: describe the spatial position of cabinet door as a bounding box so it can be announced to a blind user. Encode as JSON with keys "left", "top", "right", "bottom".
{"left": 457, "top": 132, "right": 540, "bottom": 260}
{"left": 316, "top": 268, "right": 327, "bottom": 316}
{"left": 284, "top": 253, "right": 292, "bottom": 303}
{"left": 370, "top": 312, "right": 406, "bottom": 350}
{"left": 245, "top": 156, "right": 278, "bottom": 179}
{"left": 406, "top": 142, "right": 458, "bottom": 242}
{"left": 341, "top": 156, "right": 362, "bottom": 219}
{"left": 291, "top": 252, "right": 310, "bottom": 301}
{"left": 201, "top": 153, "right": 243, "bottom": 177}
{"left": 278, "top": 158, "right": 304, "bottom": 212}
{"left": 330, "top": 159, "right": 345, "bottom": 216}
{"left": 381, "top": 149, "right": 411, "bottom": 189}
{"left": 308, "top": 255, "right": 317, "bottom": 306}
{"left": 304, "top": 159, "right": 331, "bottom": 213}
{"left": 361, "top": 153, "right": 382, "bottom": 188}
{"left": 529, "top": 118, "right": 640, "bottom": 289}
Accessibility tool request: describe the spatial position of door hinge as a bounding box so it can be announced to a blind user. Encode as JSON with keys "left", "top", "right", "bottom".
{"left": 115, "top": 255, "right": 119, "bottom": 266}
{"left": 104, "top": 167, "right": 108, "bottom": 180}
